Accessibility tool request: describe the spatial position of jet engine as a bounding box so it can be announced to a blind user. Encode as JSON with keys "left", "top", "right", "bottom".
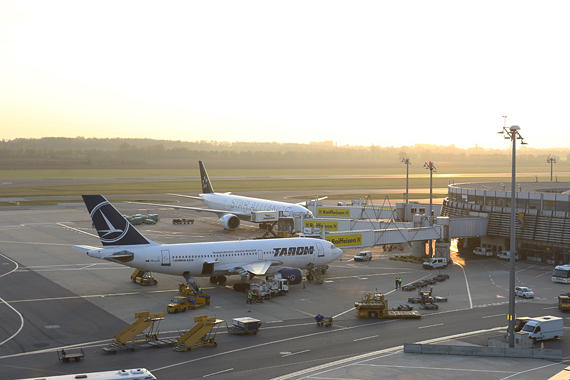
{"left": 219, "top": 214, "right": 240, "bottom": 230}
{"left": 274, "top": 268, "right": 303, "bottom": 285}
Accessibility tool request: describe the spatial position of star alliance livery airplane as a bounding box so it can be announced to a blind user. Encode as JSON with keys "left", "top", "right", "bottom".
{"left": 129, "top": 160, "right": 326, "bottom": 230}
{"left": 73, "top": 195, "right": 343, "bottom": 290}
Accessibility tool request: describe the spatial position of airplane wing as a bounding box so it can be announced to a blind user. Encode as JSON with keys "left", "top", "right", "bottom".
{"left": 166, "top": 193, "right": 203, "bottom": 200}
{"left": 296, "top": 196, "right": 328, "bottom": 206}
{"left": 124, "top": 201, "right": 252, "bottom": 219}
{"left": 214, "top": 260, "right": 283, "bottom": 276}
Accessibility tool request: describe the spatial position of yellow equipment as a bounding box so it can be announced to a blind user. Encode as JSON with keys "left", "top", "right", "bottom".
{"left": 167, "top": 284, "right": 210, "bottom": 313}
{"left": 354, "top": 293, "right": 421, "bottom": 319}
{"left": 109, "top": 311, "right": 164, "bottom": 347}
{"left": 131, "top": 269, "right": 158, "bottom": 286}
{"left": 174, "top": 315, "right": 224, "bottom": 352}
{"left": 515, "top": 317, "right": 530, "bottom": 332}
{"left": 559, "top": 294, "right": 570, "bottom": 311}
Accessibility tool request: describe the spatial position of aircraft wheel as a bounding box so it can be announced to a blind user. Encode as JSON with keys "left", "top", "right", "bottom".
{"left": 210, "top": 276, "right": 217, "bottom": 283}
{"left": 233, "top": 283, "right": 242, "bottom": 292}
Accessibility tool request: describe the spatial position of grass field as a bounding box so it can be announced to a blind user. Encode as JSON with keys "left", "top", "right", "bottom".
{"left": 0, "top": 165, "right": 567, "bottom": 203}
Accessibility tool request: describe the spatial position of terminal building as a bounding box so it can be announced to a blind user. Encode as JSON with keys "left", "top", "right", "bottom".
{"left": 442, "top": 181, "right": 570, "bottom": 265}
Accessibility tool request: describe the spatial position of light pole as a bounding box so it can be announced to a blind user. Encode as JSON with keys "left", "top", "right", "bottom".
{"left": 402, "top": 157, "right": 411, "bottom": 205}
{"left": 423, "top": 160, "right": 437, "bottom": 222}
{"left": 547, "top": 155, "right": 556, "bottom": 182}
{"left": 498, "top": 123, "right": 527, "bottom": 348}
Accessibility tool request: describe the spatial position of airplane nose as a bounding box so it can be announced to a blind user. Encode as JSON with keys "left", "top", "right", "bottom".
{"left": 334, "top": 247, "right": 343, "bottom": 259}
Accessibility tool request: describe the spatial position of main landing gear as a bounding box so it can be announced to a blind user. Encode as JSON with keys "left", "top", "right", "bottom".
{"left": 209, "top": 276, "right": 227, "bottom": 284}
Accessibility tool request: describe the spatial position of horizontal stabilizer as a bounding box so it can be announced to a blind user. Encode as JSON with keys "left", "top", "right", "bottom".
{"left": 72, "top": 245, "right": 100, "bottom": 253}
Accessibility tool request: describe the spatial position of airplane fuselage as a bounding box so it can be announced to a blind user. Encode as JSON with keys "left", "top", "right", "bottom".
{"left": 201, "top": 193, "right": 313, "bottom": 219}
{"left": 85, "top": 237, "right": 341, "bottom": 277}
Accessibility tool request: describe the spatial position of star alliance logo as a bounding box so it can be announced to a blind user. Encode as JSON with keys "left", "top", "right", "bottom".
{"left": 90, "top": 200, "right": 129, "bottom": 244}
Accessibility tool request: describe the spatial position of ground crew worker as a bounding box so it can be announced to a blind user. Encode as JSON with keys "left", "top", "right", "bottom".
{"left": 247, "top": 291, "right": 253, "bottom": 304}
{"left": 398, "top": 278, "right": 402, "bottom": 289}
{"left": 395, "top": 277, "right": 398, "bottom": 289}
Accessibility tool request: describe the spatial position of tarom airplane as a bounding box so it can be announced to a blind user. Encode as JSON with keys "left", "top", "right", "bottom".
{"left": 129, "top": 160, "right": 326, "bottom": 231}
{"left": 73, "top": 195, "right": 343, "bottom": 291}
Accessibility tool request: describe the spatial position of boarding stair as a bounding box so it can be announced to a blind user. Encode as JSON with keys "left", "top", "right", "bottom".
{"left": 174, "top": 315, "right": 223, "bottom": 352}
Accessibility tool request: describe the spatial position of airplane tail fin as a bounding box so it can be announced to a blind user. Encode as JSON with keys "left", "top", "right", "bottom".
{"left": 81, "top": 195, "right": 154, "bottom": 247}
{"left": 199, "top": 160, "right": 215, "bottom": 194}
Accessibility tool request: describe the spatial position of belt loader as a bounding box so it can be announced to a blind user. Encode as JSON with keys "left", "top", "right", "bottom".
{"left": 355, "top": 293, "right": 421, "bottom": 319}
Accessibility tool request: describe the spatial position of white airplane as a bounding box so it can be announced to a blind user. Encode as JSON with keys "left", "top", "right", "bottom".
{"left": 129, "top": 160, "right": 325, "bottom": 230}
{"left": 73, "top": 195, "right": 343, "bottom": 290}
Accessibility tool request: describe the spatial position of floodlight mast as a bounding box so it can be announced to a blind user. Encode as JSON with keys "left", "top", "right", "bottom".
{"left": 497, "top": 119, "right": 526, "bottom": 348}
{"left": 423, "top": 160, "right": 437, "bottom": 222}
{"left": 547, "top": 155, "right": 556, "bottom": 181}
{"left": 401, "top": 157, "right": 411, "bottom": 205}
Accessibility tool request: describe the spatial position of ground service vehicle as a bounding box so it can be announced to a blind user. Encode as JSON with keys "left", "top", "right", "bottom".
{"left": 227, "top": 317, "right": 262, "bottom": 335}
{"left": 422, "top": 257, "right": 448, "bottom": 269}
{"left": 521, "top": 316, "right": 563, "bottom": 341}
{"left": 473, "top": 247, "right": 493, "bottom": 256}
{"left": 559, "top": 294, "right": 570, "bottom": 311}
{"left": 515, "top": 317, "right": 530, "bottom": 332}
{"left": 354, "top": 293, "right": 421, "bottom": 319}
{"left": 354, "top": 251, "right": 372, "bottom": 261}
{"left": 57, "top": 348, "right": 85, "bottom": 363}
{"left": 167, "top": 293, "right": 210, "bottom": 313}
{"left": 17, "top": 368, "right": 157, "bottom": 380}
{"left": 515, "top": 286, "right": 534, "bottom": 298}
{"left": 497, "top": 251, "right": 519, "bottom": 260}
{"left": 552, "top": 265, "right": 570, "bottom": 284}
{"left": 315, "top": 314, "right": 333, "bottom": 327}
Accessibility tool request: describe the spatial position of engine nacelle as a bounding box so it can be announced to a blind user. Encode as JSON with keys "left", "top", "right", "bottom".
{"left": 274, "top": 268, "right": 303, "bottom": 285}
{"left": 219, "top": 214, "right": 240, "bottom": 230}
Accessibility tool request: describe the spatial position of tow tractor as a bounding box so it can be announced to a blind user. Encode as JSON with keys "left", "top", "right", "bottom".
{"left": 354, "top": 293, "right": 421, "bottom": 319}
{"left": 167, "top": 284, "right": 210, "bottom": 313}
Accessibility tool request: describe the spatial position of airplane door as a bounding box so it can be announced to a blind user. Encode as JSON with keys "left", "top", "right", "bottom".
{"left": 316, "top": 243, "right": 325, "bottom": 257}
{"left": 258, "top": 250, "right": 263, "bottom": 260}
{"left": 161, "top": 250, "right": 171, "bottom": 266}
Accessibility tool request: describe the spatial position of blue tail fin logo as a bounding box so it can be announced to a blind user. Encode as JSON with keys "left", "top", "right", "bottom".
{"left": 199, "top": 160, "right": 214, "bottom": 194}
{"left": 82, "top": 195, "right": 152, "bottom": 246}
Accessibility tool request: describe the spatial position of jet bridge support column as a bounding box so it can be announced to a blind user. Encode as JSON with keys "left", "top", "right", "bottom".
{"left": 411, "top": 240, "right": 428, "bottom": 258}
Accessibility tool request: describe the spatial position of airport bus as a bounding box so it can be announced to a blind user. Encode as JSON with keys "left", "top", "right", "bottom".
{"left": 17, "top": 368, "right": 156, "bottom": 380}
{"left": 552, "top": 264, "right": 570, "bottom": 284}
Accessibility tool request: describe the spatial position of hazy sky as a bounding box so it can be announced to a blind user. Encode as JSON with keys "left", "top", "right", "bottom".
{"left": 1, "top": 1, "right": 569, "bottom": 149}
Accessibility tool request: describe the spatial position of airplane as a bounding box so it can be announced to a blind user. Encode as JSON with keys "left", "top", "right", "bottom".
{"left": 129, "top": 160, "right": 326, "bottom": 231}
{"left": 73, "top": 195, "right": 343, "bottom": 291}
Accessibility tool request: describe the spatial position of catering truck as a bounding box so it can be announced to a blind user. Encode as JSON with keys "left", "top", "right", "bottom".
{"left": 521, "top": 316, "right": 563, "bottom": 341}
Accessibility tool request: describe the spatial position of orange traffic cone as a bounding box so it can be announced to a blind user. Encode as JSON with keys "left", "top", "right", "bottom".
{"left": 248, "top": 306, "right": 251, "bottom": 313}
{"left": 303, "top": 283, "right": 306, "bottom": 289}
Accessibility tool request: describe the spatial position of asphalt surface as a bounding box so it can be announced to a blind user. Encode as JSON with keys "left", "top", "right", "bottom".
{"left": 1, "top": 199, "right": 570, "bottom": 379}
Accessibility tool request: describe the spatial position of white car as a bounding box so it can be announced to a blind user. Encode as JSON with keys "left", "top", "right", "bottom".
{"left": 497, "top": 251, "right": 519, "bottom": 261}
{"left": 515, "top": 286, "right": 534, "bottom": 299}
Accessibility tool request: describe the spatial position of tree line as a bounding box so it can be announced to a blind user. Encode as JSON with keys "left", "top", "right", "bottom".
{"left": 0, "top": 137, "right": 568, "bottom": 169}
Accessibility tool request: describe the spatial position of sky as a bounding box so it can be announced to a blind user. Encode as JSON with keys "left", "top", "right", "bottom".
{"left": 1, "top": 1, "right": 570, "bottom": 150}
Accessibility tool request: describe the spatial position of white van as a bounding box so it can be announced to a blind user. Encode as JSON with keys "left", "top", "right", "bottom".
{"left": 473, "top": 247, "right": 493, "bottom": 256}
{"left": 497, "top": 251, "right": 519, "bottom": 260}
{"left": 354, "top": 251, "right": 372, "bottom": 262}
{"left": 521, "top": 316, "right": 563, "bottom": 341}
{"left": 422, "top": 257, "right": 448, "bottom": 269}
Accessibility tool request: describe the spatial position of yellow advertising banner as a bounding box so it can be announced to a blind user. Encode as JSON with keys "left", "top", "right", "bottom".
{"left": 304, "top": 220, "right": 339, "bottom": 231}
{"left": 326, "top": 234, "right": 363, "bottom": 247}
{"left": 318, "top": 208, "right": 351, "bottom": 217}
